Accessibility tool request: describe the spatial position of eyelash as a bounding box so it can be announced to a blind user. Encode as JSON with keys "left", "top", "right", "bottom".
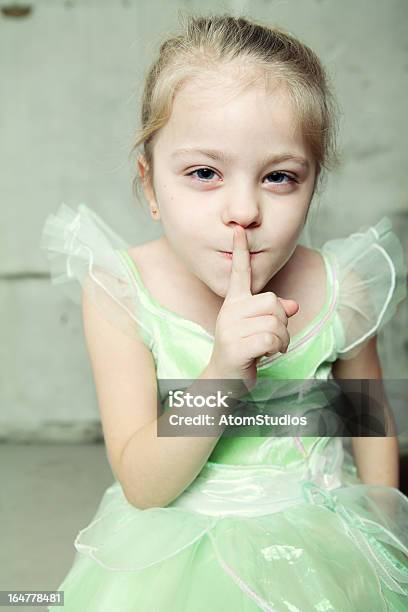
{"left": 185, "top": 167, "right": 298, "bottom": 185}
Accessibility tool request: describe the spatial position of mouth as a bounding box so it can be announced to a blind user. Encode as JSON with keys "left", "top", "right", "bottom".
{"left": 219, "top": 250, "right": 263, "bottom": 259}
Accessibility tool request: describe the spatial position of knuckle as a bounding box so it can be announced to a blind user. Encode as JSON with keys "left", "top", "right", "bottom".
{"left": 264, "top": 332, "right": 276, "bottom": 346}
{"left": 265, "top": 291, "right": 278, "bottom": 308}
{"left": 266, "top": 315, "right": 278, "bottom": 332}
{"left": 281, "top": 332, "right": 290, "bottom": 352}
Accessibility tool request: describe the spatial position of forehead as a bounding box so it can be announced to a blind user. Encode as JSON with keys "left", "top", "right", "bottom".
{"left": 154, "top": 67, "right": 304, "bottom": 153}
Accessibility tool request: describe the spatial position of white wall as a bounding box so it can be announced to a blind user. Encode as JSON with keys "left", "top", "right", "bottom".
{"left": 1, "top": 0, "right": 407, "bottom": 442}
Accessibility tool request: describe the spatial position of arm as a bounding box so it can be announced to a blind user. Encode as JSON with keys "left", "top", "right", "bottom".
{"left": 118, "top": 367, "right": 242, "bottom": 510}
{"left": 332, "top": 335, "right": 399, "bottom": 488}
{"left": 82, "top": 291, "right": 242, "bottom": 510}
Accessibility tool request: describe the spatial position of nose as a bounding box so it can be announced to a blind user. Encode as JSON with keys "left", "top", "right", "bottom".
{"left": 221, "top": 187, "right": 262, "bottom": 229}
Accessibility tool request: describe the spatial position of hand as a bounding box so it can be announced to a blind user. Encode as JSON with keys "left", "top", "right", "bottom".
{"left": 208, "top": 225, "right": 299, "bottom": 391}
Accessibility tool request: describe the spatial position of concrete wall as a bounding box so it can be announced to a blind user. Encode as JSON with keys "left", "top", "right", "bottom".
{"left": 1, "top": 0, "right": 407, "bottom": 442}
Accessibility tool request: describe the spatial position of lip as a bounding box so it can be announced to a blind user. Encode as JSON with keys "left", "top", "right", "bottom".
{"left": 219, "top": 251, "right": 263, "bottom": 259}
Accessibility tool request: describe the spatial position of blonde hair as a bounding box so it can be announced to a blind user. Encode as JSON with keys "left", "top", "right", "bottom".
{"left": 129, "top": 12, "right": 342, "bottom": 205}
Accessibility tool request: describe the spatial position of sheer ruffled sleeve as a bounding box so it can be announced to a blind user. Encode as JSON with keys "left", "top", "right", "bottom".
{"left": 321, "top": 216, "right": 408, "bottom": 360}
{"left": 40, "top": 203, "right": 155, "bottom": 350}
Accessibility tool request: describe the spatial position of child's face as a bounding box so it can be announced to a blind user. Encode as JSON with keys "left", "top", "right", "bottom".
{"left": 139, "top": 71, "right": 317, "bottom": 297}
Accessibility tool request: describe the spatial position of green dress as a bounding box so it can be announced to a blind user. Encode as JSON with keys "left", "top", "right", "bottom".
{"left": 40, "top": 203, "right": 408, "bottom": 611}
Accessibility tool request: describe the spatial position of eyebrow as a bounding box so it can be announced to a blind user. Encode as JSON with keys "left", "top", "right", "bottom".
{"left": 171, "top": 147, "right": 310, "bottom": 168}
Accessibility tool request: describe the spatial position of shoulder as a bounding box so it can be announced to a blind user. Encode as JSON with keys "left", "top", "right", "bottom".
{"left": 320, "top": 218, "right": 407, "bottom": 361}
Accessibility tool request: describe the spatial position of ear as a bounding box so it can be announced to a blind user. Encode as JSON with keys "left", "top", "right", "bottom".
{"left": 137, "top": 154, "right": 160, "bottom": 219}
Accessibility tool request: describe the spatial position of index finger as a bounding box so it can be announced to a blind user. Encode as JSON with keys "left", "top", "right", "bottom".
{"left": 226, "top": 225, "right": 252, "bottom": 300}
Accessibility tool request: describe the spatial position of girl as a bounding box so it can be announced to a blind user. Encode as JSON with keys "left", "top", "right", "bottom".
{"left": 41, "top": 13, "right": 408, "bottom": 611}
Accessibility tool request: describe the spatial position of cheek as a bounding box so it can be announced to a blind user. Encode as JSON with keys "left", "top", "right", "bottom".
{"left": 268, "top": 224, "right": 301, "bottom": 254}
{"left": 163, "top": 206, "right": 201, "bottom": 235}
{"left": 157, "top": 188, "right": 210, "bottom": 225}
{"left": 160, "top": 204, "right": 208, "bottom": 257}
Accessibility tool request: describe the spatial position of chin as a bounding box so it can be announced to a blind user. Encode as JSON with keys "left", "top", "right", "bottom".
{"left": 202, "top": 275, "right": 229, "bottom": 299}
{"left": 209, "top": 277, "right": 257, "bottom": 299}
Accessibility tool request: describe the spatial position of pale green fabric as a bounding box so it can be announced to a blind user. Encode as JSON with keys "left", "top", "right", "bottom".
{"left": 40, "top": 204, "right": 408, "bottom": 611}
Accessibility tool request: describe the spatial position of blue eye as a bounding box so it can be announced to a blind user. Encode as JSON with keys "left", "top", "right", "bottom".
{"left": 186, "top": 167, "right": 297, "bottom": 184}
{"left": 264, "top": 172, "right": 297, "bottom": 185}
{"left": 187, "top": 168, "right": 218, "bottom": 181}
